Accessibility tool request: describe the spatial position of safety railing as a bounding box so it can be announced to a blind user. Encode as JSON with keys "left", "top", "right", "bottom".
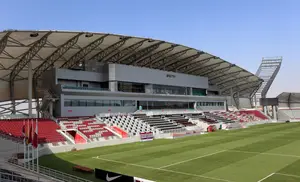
{"left": 61, "top": 85, "right": 109, "bottom": 91}
{"left": 0, "top": 171, "right": 38, "bottom": 182}
{"left": 8, "top": 160, "right": 93, "bottom": 182}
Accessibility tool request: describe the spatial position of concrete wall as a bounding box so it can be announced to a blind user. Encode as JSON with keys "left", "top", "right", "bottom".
{"left": 60, "top": 94, "right": 136, "bottom": 116}
{"left": 55, "top": 68, "right": 106, "bottom": 82}
{"left": 58, "top": 92, "right": 227, "bottom": 116}
{"left": 109, "top": 64, "right": 209, "bottom": 89}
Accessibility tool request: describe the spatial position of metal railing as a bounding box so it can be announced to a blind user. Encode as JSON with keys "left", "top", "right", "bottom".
{"left": 8, "top": 160, "right": 93, "bottom": 182}
{"left": 61, "top": 85, "right": 109, "bottom": 91}
{"left": 0, "top": 171, "right": 38, "bottom": 182}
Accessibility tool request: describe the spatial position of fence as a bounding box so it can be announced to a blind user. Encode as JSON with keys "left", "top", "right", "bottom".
{"left": 8, "top": 160, "right": 92, "bottom": 182}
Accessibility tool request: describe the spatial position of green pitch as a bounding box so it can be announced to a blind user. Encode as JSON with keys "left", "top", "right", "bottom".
{"left": 40, "top": 122, "right": 300, "bottom": 182}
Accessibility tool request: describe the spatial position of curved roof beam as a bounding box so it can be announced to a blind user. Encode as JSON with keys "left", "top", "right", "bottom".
{"left": 107, "top": 39, "right": 148, "bottom": 63}
{"left": 209, "top": 70, "right": 243, "bottom": 83}
{"left": 230, "top": 83, "right": 262, "bottom": 97}
{"left": 123, "top": 41, "right": 165, "bottom": 65}
{"left": 202, "top": 64, "right": 234, "bottom": 78}
{"left": 191, "top": 62, "right": 223, "bottom": 75}
{"left": 167, "top": 53, "right": 203, "bottom": 72}
{"left": 10, "top": 32, "right": 51, "bottom": 81}
{"left": 218, "top": 74, "right": 254, "bottom": 88}
{"left": 60, "top": 34, "right": 109, "bottom": 68}
{"left": 0, "top": 32, "right": 11, "bottom": 55}
{"left": 221, "top": 80, "right": 261, "bottom": 93}
{"left": 181, "top": 56, "right": 218, "bottom": 74}
{"left": 152, "top": 48, "right": 191, "bottom": 69}
{"left": 137, "top": 45, "right": 177, "bottom": 67}
{"left": 33, "top": 33, "right": 83, "bottom": 79}
{"left": 213, "top": 71, "right": 245, "bottom": 85}
{"left": 91, "top": 37, "right": 131, "bottom": 63}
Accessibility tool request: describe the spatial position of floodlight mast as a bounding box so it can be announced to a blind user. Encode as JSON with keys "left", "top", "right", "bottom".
{"left": 253, "top": 57, "right": 282, "bottom": 107}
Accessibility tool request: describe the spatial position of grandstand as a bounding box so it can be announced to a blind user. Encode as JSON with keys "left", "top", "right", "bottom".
{"left": 0, "top": 30, "right": 290, "bottom": 182}
{"left": 277, "top": 92, "right": 300, "bottom": 121}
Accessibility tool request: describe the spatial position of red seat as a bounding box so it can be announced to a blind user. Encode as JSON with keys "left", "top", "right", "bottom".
{"left": 0, "top": 119, "right": 66, "bottom": 144}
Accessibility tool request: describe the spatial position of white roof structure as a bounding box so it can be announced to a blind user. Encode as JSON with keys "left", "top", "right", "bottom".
{"left": 0, "top": 30, "right": 263, "bottom": 103}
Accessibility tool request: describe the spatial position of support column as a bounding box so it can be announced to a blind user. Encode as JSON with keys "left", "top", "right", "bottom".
{"left": 49, "top": 101, "right": 53, "bottom": 117}
{"left": 264, "top": 106, "right": 267, "bottom": 115}
{"left": 28, "top": 61, "right": 33, "bottom": 117}
{"left": 10, "top": 81, "right": 16, "bottom": 114}
{"left": 273, "top": 105, "right": 277, "bottom": 121}
{"left": 230, "top": 87, "right": 233, "bottom": 107}
{"left": 109, "top": 81, "right": 118, "bottom": 92}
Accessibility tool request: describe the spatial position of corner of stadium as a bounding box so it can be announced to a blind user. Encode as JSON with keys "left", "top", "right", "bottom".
{"left": 0, "top": 30, "right": 299, "bottom": 182}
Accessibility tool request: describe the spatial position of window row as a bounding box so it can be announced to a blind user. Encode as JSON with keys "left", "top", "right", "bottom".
{"left": 197, "top": 102, "right": 225, "bottom": 107}
{"left": 64, "top": 99, "right": 135, "bottom": 107}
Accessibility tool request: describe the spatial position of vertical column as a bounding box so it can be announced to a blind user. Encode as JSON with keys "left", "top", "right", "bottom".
{"left": 28, "top": 61, "right": 33, "bottom": 117}
{"left": 189, "top": 88, "right": 193, "bottom": 95}
{"left": 264, "top": 106, "right": 267, "bottom": 115}
{"left": 273, "top": 105, "right": 277, "bottom": 121}
{"left": 230, "top": 87, "right": 233, "bottom": 107}
{"left": 109, "top": 81, "right": 118, "bottom": 92}
{"left": 49, "top": 102, "right": 53, "bottom": 117}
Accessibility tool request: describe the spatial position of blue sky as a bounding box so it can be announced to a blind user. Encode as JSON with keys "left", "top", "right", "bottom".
{"left": 1, "top": 0, "right": 299, "bottom": 97}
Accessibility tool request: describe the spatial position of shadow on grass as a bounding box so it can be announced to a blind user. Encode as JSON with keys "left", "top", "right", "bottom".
{"left": 39, "top": 148, "right": 104, "bottom": 182}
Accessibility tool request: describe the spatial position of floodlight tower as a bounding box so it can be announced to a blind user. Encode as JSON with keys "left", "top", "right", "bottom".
{"left": 253, "top": 57, "right": 282, "bottom": 107}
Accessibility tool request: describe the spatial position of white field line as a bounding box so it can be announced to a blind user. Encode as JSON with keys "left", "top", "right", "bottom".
{"left": 275, "top": 172, "right": 300, "bottom": 179}
{"left": 257, "top": 173, "right": 275, "bottom": 182}
{"left": 229, "top": 150, "right": 300, "bottom": 158}
{"left": 92, "top": 156, "right": 233, "bottom": 182}
{"left": 159, "top": 150, "right": 227, "bottom": 169}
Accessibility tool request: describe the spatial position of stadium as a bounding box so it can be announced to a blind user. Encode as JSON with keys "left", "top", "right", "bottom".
{"left": 0, "top": 30, "right": 299, "bottom": 182}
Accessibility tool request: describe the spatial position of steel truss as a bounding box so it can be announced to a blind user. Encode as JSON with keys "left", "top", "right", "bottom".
{"left": 9, "top": 32, "right": 51, "bottom": 114}
{"left": 107, "top": 39, "right": 148, "bottom": 63}
{"left": 137, "top": 45, "right": 177, "bottom": 67}
{"left": 95, "top": 37, "right": 131, "bottom": 63}
{"left": 253, "top": 57, "right": 282, "bottom": 106}
{"left": 152, "top": 48, "right": 190, "bottom": 69}
{"left": 33, "top": 33, "right": 82, "bottom": 79}
{"left": 221, "top": 78, "right": 258, "bottom": 93}
{"left": 0, "top": 99, "right": 39, "bottom": 115}
{"left": 202, "top": 64, "right": 234, "bottom": 79}
{"left": 0, "top": 32, "right": 11, "bottom": 55}
{"left": 176, "top": 56, "right": 216, "bottom": 73}
{"left": 191, "top": 62, "right": 223, "bottom": 75}
{"left": 60, "top": 34, "right": 109, "bottom": 69}
{"left": 217, "top": 74, "right": 253, "bottom": 87}
{"left": 123, "top": 41, "right": 164, "bottom": 65}
{"left": 209, "top": 70, "right": 242, "bottom": 83}
{"left": 167, "top": 53, "right": 203, "bottom": 72}
{"left": 222, "top": 80, "right": 261, "bottom": 95}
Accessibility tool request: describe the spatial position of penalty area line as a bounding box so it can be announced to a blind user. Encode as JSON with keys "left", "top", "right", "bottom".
{"left": 92, "top": 156, "right": 233, "bottom": 182}
{"left": 257, "top": 173, "right": 275, "bottom": 182}
{"left": 159, "top": 150, "right": 227, "bottom": 169}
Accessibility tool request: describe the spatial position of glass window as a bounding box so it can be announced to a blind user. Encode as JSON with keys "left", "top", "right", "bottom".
{"left": 79, "top": 100, "right": 86, "bottom": 106}
{"left": 64, "top": 100, "right": 72, "bottom": 107}
{"left": 103, "top": 100, "right": 110, "bottom": 106}
{"left": 95, "top": 100, "right": 103, "bottom": 106}
{"left": 71, "top": 100, "right": 79, "bottom": 107}
{"left": 124, "top": 100, "right": 135, "bottom": 106}
{"left": 87, "top": 100, "right": 95, "bottom": 106}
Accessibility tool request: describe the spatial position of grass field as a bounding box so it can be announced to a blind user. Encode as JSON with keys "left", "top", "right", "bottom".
{"left": 40, "top": 122, "right": 300, "bottom": 182}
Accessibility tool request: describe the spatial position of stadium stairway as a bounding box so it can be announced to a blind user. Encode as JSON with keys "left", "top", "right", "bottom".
{"left": 59, "top": 117, "right": 118, "bottom": 142}
{"left": 97, "top": 114, "right": 154, "bottom": 136}
{"left": 134, "top": 114, "right": 185, "bottom": 133}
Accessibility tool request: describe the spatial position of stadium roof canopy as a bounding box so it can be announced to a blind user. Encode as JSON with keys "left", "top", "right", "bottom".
{"left": 277, "top": 92, "right": 300, "bottom": 103}
{"left": 0, "top": 30, "right": 263, "bottom": 102}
